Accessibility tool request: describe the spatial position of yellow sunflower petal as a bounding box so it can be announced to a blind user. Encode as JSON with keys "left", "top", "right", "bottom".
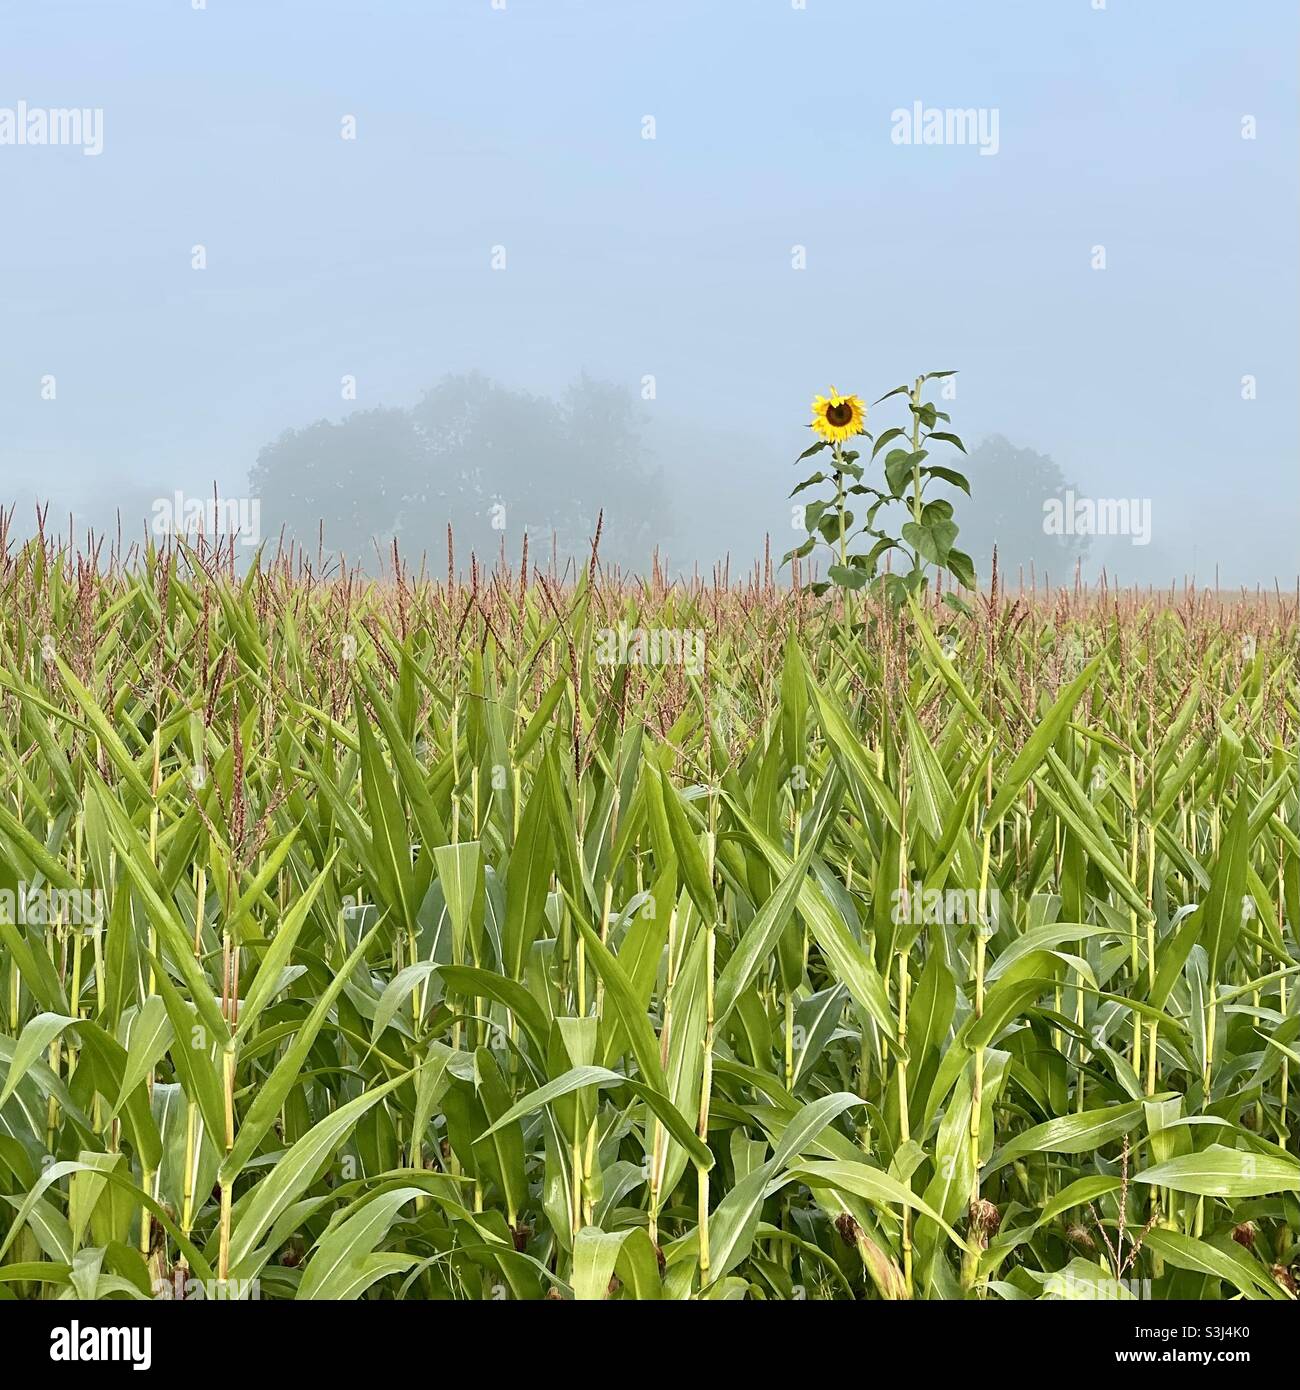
{"left": 809, "top": 388, "right": 866, "bottom": 444}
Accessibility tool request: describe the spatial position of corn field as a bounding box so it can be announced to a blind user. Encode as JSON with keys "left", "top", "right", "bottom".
{"left": 1, "top": 530, "right": 1298, "bottom": 1303}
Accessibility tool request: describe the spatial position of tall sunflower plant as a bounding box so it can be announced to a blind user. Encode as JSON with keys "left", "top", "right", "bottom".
{"left": 784, "top": 371, "right": 976, "bottom": 612}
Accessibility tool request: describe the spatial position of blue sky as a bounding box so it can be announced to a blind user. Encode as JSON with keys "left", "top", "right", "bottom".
{"left": 1, "top": 0, "right": 1296, "bottom": 581}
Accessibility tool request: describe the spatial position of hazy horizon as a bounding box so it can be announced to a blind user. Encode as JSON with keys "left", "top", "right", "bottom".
{"left": 2, "top": 0, "right": 1296, "bottom": 585}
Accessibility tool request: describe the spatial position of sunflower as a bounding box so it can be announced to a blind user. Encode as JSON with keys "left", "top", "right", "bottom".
{"left": 810, "top": 387, "right": 866, "bottom": 444}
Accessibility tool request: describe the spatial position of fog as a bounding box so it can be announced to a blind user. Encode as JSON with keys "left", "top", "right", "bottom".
{"left": 2, "top": 0, "right": 1296, "bottom": 586}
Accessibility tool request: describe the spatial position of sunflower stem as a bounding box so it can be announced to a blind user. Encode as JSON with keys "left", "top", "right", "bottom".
{"left": 832, "top": 441, "right": 852, "bottom": 637}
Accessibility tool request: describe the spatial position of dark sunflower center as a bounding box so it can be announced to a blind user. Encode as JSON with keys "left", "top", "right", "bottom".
{"left": 825, "top": 401, "right": 854, "bottom": 427}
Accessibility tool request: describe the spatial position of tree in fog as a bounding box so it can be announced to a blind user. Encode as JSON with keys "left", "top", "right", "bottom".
{"left": 250, "top": 407, "right": 426, "bottom": 561}
{"left": 251, "top": 374, "right": 671, "bottom": 569}
{"left": 953, "top": 434, "right": 1090, "bottom": 586}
